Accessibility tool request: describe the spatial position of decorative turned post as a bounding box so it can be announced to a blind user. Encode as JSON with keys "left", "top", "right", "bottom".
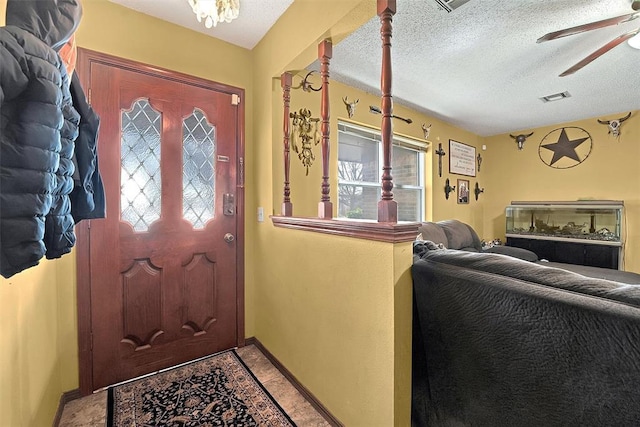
{"left": 281, "top": 72, "right": 293, "bottom": 216}
{"left": 318, "top": 39, "right": 333, "bottom": 219}
{"left": 377, "top": 0, "right": 398, "bottom": 223}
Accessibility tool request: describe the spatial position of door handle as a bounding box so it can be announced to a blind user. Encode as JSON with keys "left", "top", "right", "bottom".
{"left": 224, "top": 233, "right": 235, "bottom": 243}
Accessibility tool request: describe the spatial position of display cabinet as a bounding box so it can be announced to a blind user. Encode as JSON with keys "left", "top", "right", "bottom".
{"left": 505, "top": 200, "right": 623, "bottom": 269}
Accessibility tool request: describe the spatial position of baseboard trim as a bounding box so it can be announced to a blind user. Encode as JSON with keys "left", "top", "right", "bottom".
{"left": 244, "top": 337, "right": 343, "bottom": 427}
{"left": 53, "top": 388, "right": 82, "bottom": 427}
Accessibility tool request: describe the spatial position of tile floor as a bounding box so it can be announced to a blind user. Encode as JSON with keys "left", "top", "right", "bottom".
{"left": 59, "top": 344, "right": 331, "bottom": 426}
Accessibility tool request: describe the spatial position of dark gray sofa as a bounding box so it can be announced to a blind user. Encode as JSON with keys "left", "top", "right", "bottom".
{"left": 412, "top": 237, "right": 640, "bottom": 426}
{"left": 417, "top": 220, "right": 640, "bottom": 282}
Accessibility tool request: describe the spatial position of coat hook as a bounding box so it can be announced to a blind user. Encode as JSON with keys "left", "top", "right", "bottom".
{"left": 444, "top": 178, "right": 456, "bottom": 200}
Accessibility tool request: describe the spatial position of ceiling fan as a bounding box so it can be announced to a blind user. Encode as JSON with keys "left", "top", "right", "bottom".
{"left": 537, "top": 0, "right": 640, "bottom": 77}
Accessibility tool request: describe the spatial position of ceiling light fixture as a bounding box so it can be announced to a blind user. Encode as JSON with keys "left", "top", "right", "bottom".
{"left": 188, "top": 0, "right": 240, "bottom": 29}
{"left": 628, "top": 33, "right": 640, "bottom": 50}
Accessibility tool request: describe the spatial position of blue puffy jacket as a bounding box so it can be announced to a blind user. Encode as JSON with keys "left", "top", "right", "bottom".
{"left": 0, "top": 0, "right": 82, "bottom": 278}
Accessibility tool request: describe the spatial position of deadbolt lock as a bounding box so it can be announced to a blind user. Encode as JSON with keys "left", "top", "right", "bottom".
{"left": 223, "top": 193, "right": 235, "bottom": 216}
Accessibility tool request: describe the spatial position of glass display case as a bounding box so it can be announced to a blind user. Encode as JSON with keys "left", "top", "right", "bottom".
{"left": 505, "top": 201, "right": 624, "bottom": 270}
{"left": 505, "top": 200, "right": 623, "bottom": 245}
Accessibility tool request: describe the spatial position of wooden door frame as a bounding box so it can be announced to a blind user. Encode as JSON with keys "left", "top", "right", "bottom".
{"left": 75, "top": 48, "right": 246, "bottom": 396}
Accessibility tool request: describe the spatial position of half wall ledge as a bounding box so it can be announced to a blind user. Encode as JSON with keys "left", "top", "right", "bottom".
{"left": 271, "top": 216, "right": 420, "bottom": 243}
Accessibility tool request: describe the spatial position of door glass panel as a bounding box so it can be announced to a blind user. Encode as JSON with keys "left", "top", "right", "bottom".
{"left": 120, "top": 98, "right": 161, "bottom": 232}
{"left": 182, "top": 108, "right": 216, "bottom": 229}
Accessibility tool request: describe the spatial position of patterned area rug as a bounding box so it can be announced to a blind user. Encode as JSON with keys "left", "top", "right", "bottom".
{"left": 107, "top": 349, "right": 296, "bottom": 426}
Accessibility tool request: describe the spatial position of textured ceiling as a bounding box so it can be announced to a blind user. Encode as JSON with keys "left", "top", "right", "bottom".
{"left": 327, "top": 0, "right": 640, "bottom": 136}
{"left": 108, "top": 0, "right": 638, "bottom": 137}
{"left": 108, "top": 0, "right": 293, "bottom": 49}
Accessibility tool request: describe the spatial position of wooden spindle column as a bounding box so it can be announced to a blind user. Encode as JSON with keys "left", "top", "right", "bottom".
{"left": 377, "top": 0, "right": 398, "bottom": 223}
{"left": 281, "top": 72, "right": 293, "bottom": 216}
{"left": 318, "top": 39, "right": 333, "bottom": 218}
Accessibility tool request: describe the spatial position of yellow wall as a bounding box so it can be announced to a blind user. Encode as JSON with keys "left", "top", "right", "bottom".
{"left": 482, "top": 111, "right": 640, "bottom": 272}
{"left": 0, "top": 255, "right": 77, "bottom": 426}
{"left": 423, "top": 120, "right": 485, "bottom": 230}
{"left": 252, "top": 2, "right": 419, "bottom": 424}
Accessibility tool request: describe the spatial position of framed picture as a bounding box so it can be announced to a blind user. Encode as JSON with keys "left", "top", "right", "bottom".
{"left": 457, "top": 179, "right": 470, "bottom": 204}
{"left": 449, "top": 140, "right": 476, "bottom": 177}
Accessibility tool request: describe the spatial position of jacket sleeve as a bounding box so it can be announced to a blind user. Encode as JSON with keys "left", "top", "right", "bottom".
{"left": 0, "top": 28, "right": 29, "bottom": 105}
{"left": 69, "top": 71, "right": 106, "bottom": 222}
{"left": 44, "top": 63, "right": 80, "bottom": 260}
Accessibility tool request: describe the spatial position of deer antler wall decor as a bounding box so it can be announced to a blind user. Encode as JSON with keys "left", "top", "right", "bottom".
{"left": 289, "top": 108, "right": 321, "bottom": 175}
{"left": 292, "top": 70, "right": 322, "bottom": 92}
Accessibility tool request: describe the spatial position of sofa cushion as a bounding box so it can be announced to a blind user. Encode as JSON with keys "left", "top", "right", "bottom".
{"left": 417, "top": 222, "right": 449, "bottom": 247}
{"left": 438, "top": 219, "right": 482, "bottom": 251}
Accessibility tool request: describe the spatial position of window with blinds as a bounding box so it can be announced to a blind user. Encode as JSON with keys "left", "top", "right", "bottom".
{"left": 337, "top": 122, "right": 425, "bottom": 221}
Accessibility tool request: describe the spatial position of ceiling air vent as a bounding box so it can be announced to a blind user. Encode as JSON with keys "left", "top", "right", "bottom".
{"left": 434, "top": 0, "right": 472, "bottom": 13}
{"left": 540, "top": 91, "right": 571, "bottom": 103}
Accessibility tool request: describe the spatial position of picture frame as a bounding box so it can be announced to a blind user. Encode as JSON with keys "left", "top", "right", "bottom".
{"left": 449, "top": 140, "right": 476, "bottom": 177}
{"left": 457, "top": 179, "right": 470, "bottom": 204}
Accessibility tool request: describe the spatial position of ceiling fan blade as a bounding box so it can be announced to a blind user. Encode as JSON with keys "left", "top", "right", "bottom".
{"left": 559, "top": 28, "right": 640, "bottom": 77}
{"left": 537, "top": 12, "right": 640, "bottom": 43}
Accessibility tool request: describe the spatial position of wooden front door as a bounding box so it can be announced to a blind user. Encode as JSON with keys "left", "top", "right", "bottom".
{"left": 77, "top": 50, "right": 244, "bottom": 391}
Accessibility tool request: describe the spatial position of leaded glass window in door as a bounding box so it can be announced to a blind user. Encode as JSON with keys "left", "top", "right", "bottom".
{"left": 182, "top": 108, "right": 216, "bottom": 229}
{"left": 120, "top": 98, "right": 162, "bottom": 232}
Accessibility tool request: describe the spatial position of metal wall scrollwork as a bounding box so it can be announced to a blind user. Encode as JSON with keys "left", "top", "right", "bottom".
{"left": 289, "top": 108, "right": 321, "bottom": 175}
{"left": 444, "top": 178, "right": 456, "bottom": 200}
{"left": 474, "top": 182, "right": 485, "bottom": 201}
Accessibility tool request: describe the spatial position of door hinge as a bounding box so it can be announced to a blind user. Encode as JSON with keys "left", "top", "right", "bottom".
{"left": 231, "top": 94, "right": 240, "bottom": 105}
{"left": 88, "top": 88, "right": 92, "bottom": 105}
{"left": 239, "top": 157, "right": 244, "bottom": 188}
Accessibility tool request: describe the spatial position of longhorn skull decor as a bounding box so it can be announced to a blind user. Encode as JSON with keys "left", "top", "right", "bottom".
{"left": 597, "top": 112, "right": 631, "bottom": 139}
{"left": 421, "top": 123, "right": 432, "bottom": 140}
{"left": 342, "top": 97, "right": 359, "bottom": 118}
{"left": 509, "top": 132, "right": 534, "bottom": 150}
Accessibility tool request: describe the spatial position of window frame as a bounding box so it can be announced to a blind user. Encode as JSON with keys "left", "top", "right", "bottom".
{"left": 337, "top": 121, "right": 426, "bottom": 221}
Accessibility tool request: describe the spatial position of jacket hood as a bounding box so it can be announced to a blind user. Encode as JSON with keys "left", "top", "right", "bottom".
{"left": 6, "top": 0, "right": 82, "bottom": 51}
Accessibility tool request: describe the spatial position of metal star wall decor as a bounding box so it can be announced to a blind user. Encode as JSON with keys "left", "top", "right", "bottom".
{"left": 538, "top": 127, "right": 592, "bottom": 169}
